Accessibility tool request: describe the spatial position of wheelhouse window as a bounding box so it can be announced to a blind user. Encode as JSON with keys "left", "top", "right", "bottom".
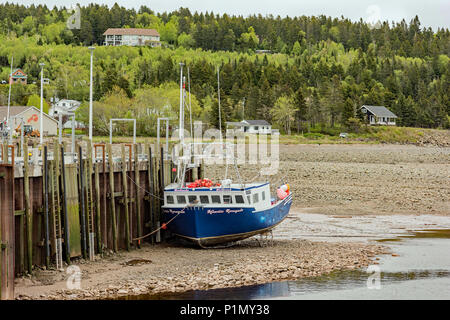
{"left": 235, "top": 195, "right": 245, "bottom": 204}
{"left": 177, "top": 195, "right": 186, "bottom": 204}
{"left": 200, "top": 195, "right": 209, "bottom": 204}
{"left": 262, "top": 191, "right": 266, "bottom": 201}
{"left": 211, "top": 195, "right": 221, "bottom": 204}
{"left": 253, "top": 193, "right": 259, "bottom": 203}
{"left": 223, "top": 195, "right": 233, "bottom": 204}
{"left": 188, "top": 195, "right": 198, "bottom": 204}
{"left": 247, "top": 195, "right": 251, "bottom": 204}
{"left": 166, "top": 195, "right": 174, "bottom": 204}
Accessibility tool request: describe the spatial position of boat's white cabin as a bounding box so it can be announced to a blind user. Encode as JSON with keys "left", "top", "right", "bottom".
{"left": 163, "top": 182, "right": 272, "bottom": 211}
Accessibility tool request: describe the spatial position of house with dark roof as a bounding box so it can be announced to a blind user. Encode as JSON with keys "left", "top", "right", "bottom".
{"left": 103, "top": 28, "right": 161, "bottom": 47}
{"left": 361, "top": 105, "right": 398, "bottom": 126}
{"left": 9, "top": 68, "right": 27, "bottom": 85}
{"left": 226, "top": 120, "right": 272, "bottom": 134}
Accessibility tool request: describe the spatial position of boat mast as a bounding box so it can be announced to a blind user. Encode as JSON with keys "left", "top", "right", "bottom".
{"left": 179, "top": 62, "right": 184, "bottom": 144}
{"left": 217, "top": 66, "right": 222, "bottom": 142}
{"left": 178, "top": 62, "right": 184, "bottom": 185}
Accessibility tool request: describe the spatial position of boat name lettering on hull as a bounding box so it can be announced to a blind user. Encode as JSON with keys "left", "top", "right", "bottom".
{"left": 207, "top": 208, "right": 244, "bottom": 215}
{"left": 165, "top": 209, "right": 185, "bottom": 214}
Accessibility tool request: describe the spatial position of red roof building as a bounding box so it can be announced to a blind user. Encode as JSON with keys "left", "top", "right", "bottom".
{"left": 9, "top": 68, "right": 27, "bottom": 85}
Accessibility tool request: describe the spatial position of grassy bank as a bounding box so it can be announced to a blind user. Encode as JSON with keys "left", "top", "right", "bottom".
{"left": 280, "top": 126, "right": 434, "bottom": 145}
{"left": 82, "top": 126, "right": 448, "bottom": 146}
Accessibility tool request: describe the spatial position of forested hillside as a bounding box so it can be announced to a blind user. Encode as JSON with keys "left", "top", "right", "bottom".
{"left": 0, "top": 3, "right": 449, "bottom": 134}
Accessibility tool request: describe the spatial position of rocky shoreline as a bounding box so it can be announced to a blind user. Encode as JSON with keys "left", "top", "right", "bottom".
{"left": 15, "top": 239, "right": 387, "bottom": 300}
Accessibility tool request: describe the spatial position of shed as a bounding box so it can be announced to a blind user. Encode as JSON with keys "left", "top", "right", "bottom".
{"left": 0, "top": 106, "right": 58, "bottom": 136}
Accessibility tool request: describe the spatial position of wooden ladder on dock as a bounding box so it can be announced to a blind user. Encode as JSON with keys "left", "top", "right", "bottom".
{"left": 50, "top": 161, "right": 63, "bottom": 270}
{"left": 86, "top": 172, "right": 95, "bottom": 260}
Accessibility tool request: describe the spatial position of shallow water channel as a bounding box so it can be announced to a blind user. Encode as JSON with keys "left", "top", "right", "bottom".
{"left": 121, "top": 213, "right": 450, "bottom": 300}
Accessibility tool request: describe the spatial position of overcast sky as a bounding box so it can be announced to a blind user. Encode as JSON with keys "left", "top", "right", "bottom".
{"left": 5, "top": 0, "right": 450, "bottom": 30}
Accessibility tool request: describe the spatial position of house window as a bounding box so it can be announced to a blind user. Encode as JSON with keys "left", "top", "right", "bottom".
{"left": 254, "top": 126, "right": 258, "bottom": 130}
{"left": 166, "top": 195, "right": 174, "bottom": 204}
{"left": 200, "top": 195, "right": 209, "bottom": 204}
{"left": 211, "top": 195, "right": 221, "bottom": 204}
{"left": 235, "top": 195, "right": 245, "bottom": 204}
{"left": 176, "top": 195, "right": 186, "bottom": 204}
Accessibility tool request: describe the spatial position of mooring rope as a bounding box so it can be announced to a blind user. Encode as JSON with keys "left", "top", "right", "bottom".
{"left": 125, "top": 172, "right": 164, "bottom": 201}
{"left": 124, "top": 171, "right": 185, "bottom": 241}
{"left": 131, "top": 210, "right": 183, "bottom": 241}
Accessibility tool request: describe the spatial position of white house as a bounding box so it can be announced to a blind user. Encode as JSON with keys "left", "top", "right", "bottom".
{"left": 103, "top": 28, "right": 161, "bottom": 47}
{"left": 49, "top": 99, "right": 81, "bottom": 117}
{"left": 361, "top": 105, "right": 398, "bottom": 126}
{"left": 226, "top": 120, "right": 272, "bottom": 134}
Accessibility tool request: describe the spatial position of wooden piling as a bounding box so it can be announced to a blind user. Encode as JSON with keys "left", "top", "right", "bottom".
{"left": 146, "top": 145, "right": 155, "bottom": 244}
{"left": 94, "top": 161, "right": 102, "bottom": 253}
{"left": 43, "top": 145, "right": 50, "bottom": 268}
{"left": 86, "top": 142, "right": 95, "bottom": 259}
{"left": 78, "top": 146, "right": 87, "bottom": 259}
{"left": 107, "top": 144, "right": 118, "bottom": 252}
{"left": 134, "top": 144, "right": 141, "bottom": 248}
{"left": 23, "top": 139, "right": 32, "bottom": 274}
{"left": 93, "top": 143, "right": 107, "bottom": 252}
{"left": 0, "top": 160, "right": 15, "bottom": 300}
{"left": 60, "top": 146, "right": 71, "bottom": 264}
{"left": 52, "top": 140, "right": 63, "bottom": 270}
{"left": 121, "top": 144, "right": 130, "bottom": 251}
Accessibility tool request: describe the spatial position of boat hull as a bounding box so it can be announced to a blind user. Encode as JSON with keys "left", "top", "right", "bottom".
{"left": 162, "top": 194, "right": 292, "bottom": 246}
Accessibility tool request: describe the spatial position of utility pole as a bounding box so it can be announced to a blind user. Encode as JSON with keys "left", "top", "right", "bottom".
{"left": 6, "top": 56, "right": 13, "bottom": 144}
{"left": 39, "top": 62, "right": 45, "bottom": 144}
{"left": 88, "top": 46, "right": 95, "bottom": 141}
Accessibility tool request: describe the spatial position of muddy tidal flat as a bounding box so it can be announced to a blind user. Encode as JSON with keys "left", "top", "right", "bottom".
{"left": 206, "top": 143, "right": 450, "bottom": 216}
{"left": 15, "top": 143, "right": 450, "bottom": 300}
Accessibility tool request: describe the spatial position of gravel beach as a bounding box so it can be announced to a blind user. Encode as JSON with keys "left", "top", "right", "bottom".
{"left": 15, "top": 239, "right": 386, "bottom": 300}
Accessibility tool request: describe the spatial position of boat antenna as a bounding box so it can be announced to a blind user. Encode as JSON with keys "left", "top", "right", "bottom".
{"left": 217, "top": 66, "right": 222, "bottom": 142}
{"left": 217, "top": 65, "right": 229, "bottom": 180}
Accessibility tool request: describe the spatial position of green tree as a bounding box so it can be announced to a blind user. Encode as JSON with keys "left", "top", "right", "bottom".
{"left": 27, "top": 94, "right": 50, "bottom": 114}
{"left": 270, "top": 95, "right": 296, "bottom": 134}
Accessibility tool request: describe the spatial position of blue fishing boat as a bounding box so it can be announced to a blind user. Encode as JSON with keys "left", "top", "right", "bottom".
{"left": 162, "top": 63, "right": 292, "bottom": 247}
{"left": 162, "top": 182, "right": 292, "bottom": 246}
